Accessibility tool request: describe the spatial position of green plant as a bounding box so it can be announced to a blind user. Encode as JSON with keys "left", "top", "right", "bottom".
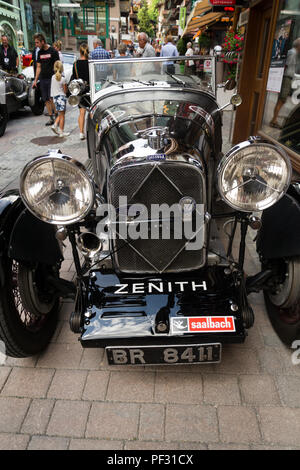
{"left": 176, "top": 37, "right": 188, "bottom": 55}
{"left": 198, "top": 33, "right": 210, "bottom": 49}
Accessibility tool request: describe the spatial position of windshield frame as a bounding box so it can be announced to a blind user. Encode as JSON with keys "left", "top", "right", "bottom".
{"left": 88, "top": 55, "right": 216, "bottom": 103}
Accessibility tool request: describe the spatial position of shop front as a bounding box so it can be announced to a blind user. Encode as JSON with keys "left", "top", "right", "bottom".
{"left": 233, "top": 0, "right": 300, "bottom": 173}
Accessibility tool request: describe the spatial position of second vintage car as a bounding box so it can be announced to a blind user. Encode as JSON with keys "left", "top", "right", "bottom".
{"left": 0, "top": 56, "right": 299, "bottom": 364}
{"left": 0, "top": 69, "right": 44, "bottom": 137}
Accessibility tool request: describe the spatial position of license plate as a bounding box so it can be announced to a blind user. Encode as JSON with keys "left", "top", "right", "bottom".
{"left": 106, "top": 343, "right": 221, "bottom": 365}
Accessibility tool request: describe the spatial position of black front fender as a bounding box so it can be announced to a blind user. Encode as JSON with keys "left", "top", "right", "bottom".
{"left": 0, "top": 191, "right": 63, "bottom": 269}
{"left": 257, "top": 183, "right": 300, "bottom": 260}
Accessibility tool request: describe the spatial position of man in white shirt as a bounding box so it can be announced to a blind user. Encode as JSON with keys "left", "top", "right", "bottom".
{"left": 135, "top": 33, "right": 155, "bottom": 57}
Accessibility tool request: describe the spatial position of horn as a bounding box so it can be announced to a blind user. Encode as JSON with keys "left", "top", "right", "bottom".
{"left": 77, "top": 232, "right": 102, "bottom": 258}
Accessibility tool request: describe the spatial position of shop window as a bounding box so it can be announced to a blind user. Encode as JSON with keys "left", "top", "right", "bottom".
{"left": 261, "top": 0, "right": 300, "bottom": 156}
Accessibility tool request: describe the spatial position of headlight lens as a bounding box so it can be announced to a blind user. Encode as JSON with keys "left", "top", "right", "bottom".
{"left": 68, "top": 95, "right": 80, "bottom": 107}
{"left": 20, "top": 154, "right": 94, "bottom": 224}
{"left": 217, "top": 140, "right": 291, "bottom": 211}
{"left": 68, "top": 79, "right": 82, "bottom": 96}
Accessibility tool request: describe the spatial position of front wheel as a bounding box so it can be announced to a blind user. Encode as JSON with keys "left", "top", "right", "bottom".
{"left": 0, "top": 256, "right": 60, "bottom": 357}
{"left": 0, "top": 104, "right": 8, "bottom": 137}
{"left": 264, "top": 257, "right": 300, "bottom": 345}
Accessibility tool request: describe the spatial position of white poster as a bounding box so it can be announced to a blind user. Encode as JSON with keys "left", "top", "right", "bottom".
{"left": 266, "top": 66, "right": 285, "bottom": 93}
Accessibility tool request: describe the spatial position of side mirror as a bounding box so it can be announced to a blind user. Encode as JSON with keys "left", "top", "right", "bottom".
{"left": 213, "top": 94, "right": 243, "bottom": 115}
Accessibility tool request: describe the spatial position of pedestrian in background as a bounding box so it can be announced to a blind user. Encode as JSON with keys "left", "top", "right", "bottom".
{"left": 71, "top": 43, "right": 90, "bottom": 140}
{"left": 160, "top": 35, "right": 178, "bottom": 74}
{"left": 32, "top": 33, "right": 40, "bottom": 76}
{"left": 185, "top": 42, "right": 195, "bottom": 75}
{"left": 51, "top": 60, "right": 69, "bottom": 137}
{"left": 0, "top": 35, "right": 19, "bottom": 74}
{"left": 135, "top": 33, "right": 155, "bottom": 57}
{"left": 91, "top": 39, "right": 110, "bottom": 60}
{"left": 33, "top": 33, "right": 59, "bottom": 125}
{"left": 53, "top": 40, "right": 63, "bottom": 62}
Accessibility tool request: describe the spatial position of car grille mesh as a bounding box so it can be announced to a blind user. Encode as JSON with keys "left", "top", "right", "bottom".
{"left": 109, "top": 162, "right": 205, "bottom": 273}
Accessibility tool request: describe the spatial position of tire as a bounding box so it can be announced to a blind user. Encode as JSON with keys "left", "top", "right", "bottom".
{"left": 0, "top": 104, "right": 8, "bottom": 137}
{"left": 30, "top": 89, "right": 44, "bottom": 116}
{"left": 0, "top": 255, "right": 60, "bottom": 358}
{"left": 264, "top": 257, "right": 300, "bottom": 345}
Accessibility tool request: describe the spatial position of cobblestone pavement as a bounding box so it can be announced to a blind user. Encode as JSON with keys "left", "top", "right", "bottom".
{"left": 0, "top": 106, "right": 300, "bottom": 450}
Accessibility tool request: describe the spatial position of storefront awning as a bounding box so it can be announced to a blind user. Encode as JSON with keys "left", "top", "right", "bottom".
{"left": 183, "top": 11, "right": 224, "bottom": 36}
{"left": 182, "top": 0, "right": 229, "bottom": 36}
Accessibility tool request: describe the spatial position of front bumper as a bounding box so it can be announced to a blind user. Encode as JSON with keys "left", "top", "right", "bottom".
{"left": 80, "top": 266, "right": 249, "bottom": 348}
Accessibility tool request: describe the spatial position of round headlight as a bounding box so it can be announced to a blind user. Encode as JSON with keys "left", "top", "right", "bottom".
{"left": 217, "top": 140, "right": 291, "bottom": 212}
{"left": 68, "top": 79, "right": 82, "bottom": 96}
{"left": 20, "top": 153, "right": 94, "bottom": 225}
{"left": 68, "top": 95, "right": 80, "bottom": 107}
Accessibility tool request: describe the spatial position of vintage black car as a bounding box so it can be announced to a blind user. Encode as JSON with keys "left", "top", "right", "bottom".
{"left": 0, "top": 56, "right": 299, "bottom": 365}
{"left": 0, "top": 69, "right": 44, "bottom": 137}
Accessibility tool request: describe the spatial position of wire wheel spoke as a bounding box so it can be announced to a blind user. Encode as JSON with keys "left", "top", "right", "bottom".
{"left": 11, "top": 260, "right": 45, "bottom": 330}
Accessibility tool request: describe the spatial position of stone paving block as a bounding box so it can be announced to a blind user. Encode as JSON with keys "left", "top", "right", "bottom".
{"left": 277, "top": 348, "right": 300, "bottom": 377}
{"left": 203, "top": 374, "right": 240, "bottom": 405}
{"left": 0, "top": 397, "right": 30, "bottom": 433}
{"left": 259, "top": 406, "right": 300, "bottom": 446}
{"left": 50, "top": 321, "right": 64, "bottom": 343}
{"left": 82, "top": 371, "right": 110, "bottom": 401}
{"left": 212, "top": 346, "right": 261, "bottom": 375}
{"left": 0, "top": 367, "right": 11, "bottom": 391}
{"left": 0, "top": 433, "right": 30, "bottom": 450}
{"left": 69, "top": 439, "right": 124, "bottom": 450}
{"left": 60, "top": 271, "right": 75, "bottom": 282}
{"left": 125, "top": 441, "right": 180, "bottom": 450}
{"left": 208, "top": 443, "right": 251, "bottom": 450}
{"left": 21, "top": 399, "right": 55, "bottom": 435}
{"left": 218, "top": 406, "right": 261, "bottom": 444}
{"left": 60, "top": 259, "right": 73, "bottom": 272}
{"left": 47, "top": 400, "right": 91, "bottom": 438}
{"left": 5, "top": 356, "right": 38, "bottom": 368}
{"left": 79, "top": 348, "right": 104, "bottom": 370}
{"left": 59, "top": 301, "right": 75, "bottom": 321}
{"left": 47, "top": 370, "right": 88, "bottom": 400}
{"left": 178, "top": 442, "right": 207, "bottom": 450}
{"left": 139, "top": 404, "right": 165, "bottom": 441}
{"left": 1, "top": 367, "right": 54, "bottom": 398}
{"left": 276, "top": 375, "right": 300, "bottom": 407}
{"left": 86, "top": 402, "right": 139, "bottom": 440}
{"left": 257, "top": 347, "right": 284, "bottom": 374}
{"left": 154, "top": 372, "right": 202, "bottom": 404}
{"left": 56, "top": 321, "right": 78, "bottom": 344}
{"left": 28, "top": 436, "right": 69, "bottom": 450}
{"left": 239, "top": 374, "right": 280, "bottom": 405}
{"left": 36, "top": 343, "right": 83, "bottom": 369}
{"left": 165, "top": 404, "right": 218, "bottom": 443}
{"left": 106, "top": 371, "right": 155, "bottom": 403}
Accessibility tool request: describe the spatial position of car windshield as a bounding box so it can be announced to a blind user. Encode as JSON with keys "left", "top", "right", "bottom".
{"left": 62, "top": 53, "right": 76, "bottom": 65}
{"left": 89, "top": 56, "right": 216, "bottom": 102}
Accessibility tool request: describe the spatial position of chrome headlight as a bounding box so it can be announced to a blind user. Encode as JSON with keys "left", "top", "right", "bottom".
{"left": 20, "top": 153, "right": 94, "bottom": 225}
{"left": 68, "top": 79, "right": 84, "bottom": 96}
{"left": 68, "top": 95, "right": 80, "bottom": 107}
{"left": 217, "top": 140, "right": 291, "bottom": 212}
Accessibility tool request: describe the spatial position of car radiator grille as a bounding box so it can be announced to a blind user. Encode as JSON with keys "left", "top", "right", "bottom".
{"left": 109, "top": 161, "right": 205, "bottom": 274}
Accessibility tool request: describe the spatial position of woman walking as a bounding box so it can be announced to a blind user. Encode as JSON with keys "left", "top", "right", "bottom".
{"left": 51, "top": 60, "right": 69, "bottom": 137}
{"left": 71, "top": 43, "right": 90, "bottom": 140}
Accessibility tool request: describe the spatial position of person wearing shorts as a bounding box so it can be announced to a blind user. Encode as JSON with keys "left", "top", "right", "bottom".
{"left": 32, "top": 33, "right": 59, "bottom": 126}
{"left": 50, "top": 61, "right": 69, "bottom": 137}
